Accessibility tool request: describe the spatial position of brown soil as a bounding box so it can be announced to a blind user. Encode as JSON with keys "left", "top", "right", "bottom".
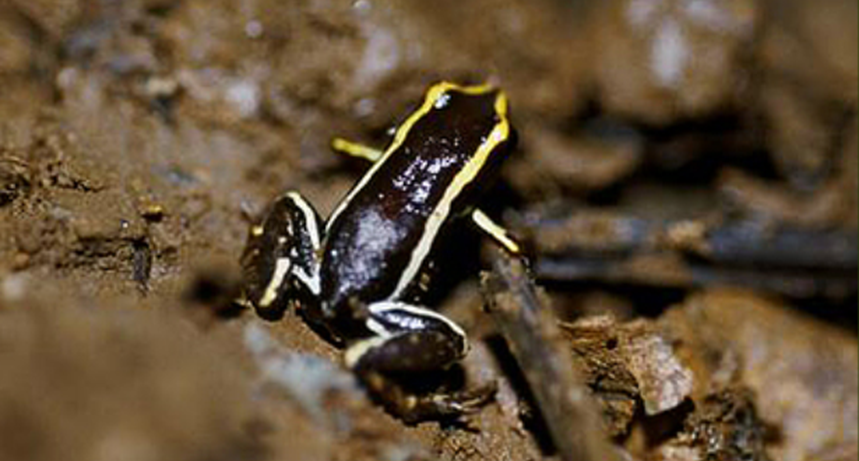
{"left": 0, "top": 1, "right": 855, "bottom": 460}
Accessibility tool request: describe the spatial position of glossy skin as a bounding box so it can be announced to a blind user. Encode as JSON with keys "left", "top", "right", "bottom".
{"left": 241, "top": 82, "right": 515, "bottom": 421}
{"left": 320, "top": 86, "right": 511, "bottom": 329}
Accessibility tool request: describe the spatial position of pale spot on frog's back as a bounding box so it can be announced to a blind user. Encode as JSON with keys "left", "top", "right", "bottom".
{"left": 393, "top": 154, "right": 458, "bottom": 210}
{"left": 335, "top": 207, "right": 403, "bottom": 293}
{"left": 354, "top": 208, "right": 400, "bottom": 256}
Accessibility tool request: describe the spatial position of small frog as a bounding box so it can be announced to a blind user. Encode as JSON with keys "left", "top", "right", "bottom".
{"left": 241, "top": 82, "right": 520, "bottom": 422}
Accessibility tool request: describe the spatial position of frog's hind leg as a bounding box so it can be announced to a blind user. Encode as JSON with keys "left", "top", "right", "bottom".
{"left": 345, "top": 302, "right": 468, "bottom": 370}
{"left": 240, "top": 192, "right": 323, "bottom": 318}
{"left": 345, "top": 301, "right": 496, "bottom": 423}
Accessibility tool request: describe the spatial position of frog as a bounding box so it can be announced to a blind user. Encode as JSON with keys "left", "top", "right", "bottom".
{"left": 240, "top": 82, "right": 520, "bottom": 422}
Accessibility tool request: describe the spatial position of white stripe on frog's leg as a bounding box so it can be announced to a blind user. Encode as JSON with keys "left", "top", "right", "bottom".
{"left": 349, "top": 301, "right": 470, "bottom": 372}
{"left": 368, "top": 301, "right": 468, "bottom": 350}
{"left": 344, "top": 335, "right": 390, "bottom": 368}
{"left": 258, "top": 258, "right": 292, "bottom": 309}
{"left": 279, "top": 191, "right": 322, "bottom": 297}
{"left": 293, "top": 267, "right": 321, "bottom": 296}
{"left": 284, "top": 191, "right": 322, "bottom": 253}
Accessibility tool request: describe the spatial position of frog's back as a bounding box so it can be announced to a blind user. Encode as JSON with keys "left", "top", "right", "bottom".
{"left": 320, "top": 84, "right": 512, "bottom": 315}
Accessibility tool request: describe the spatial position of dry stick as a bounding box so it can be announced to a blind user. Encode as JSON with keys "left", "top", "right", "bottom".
{"left": 519, "top": 213, "right": 858, "bottom": 272}
{"left": 481, "top": 248, "right": 622, "bottom": 461}
{"left": 522, "top": 214, "right": 857, "bottom": 298}
{"left": 535, "top": 255, "right": 858, "bottom": 299}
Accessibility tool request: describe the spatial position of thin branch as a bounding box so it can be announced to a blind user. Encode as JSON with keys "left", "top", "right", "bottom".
{"left": 481, "top": 248, "right": 622, "bottom": 461}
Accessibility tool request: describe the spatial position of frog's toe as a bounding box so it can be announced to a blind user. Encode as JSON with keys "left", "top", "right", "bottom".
{"left": 442, "top": 381, "right": 498, "bottom": 415}
{"left": 399, "top": 382, "right": 498, "bottom": 424}
{"left": 358, "top": 370, "right": 497, "bottom": 424}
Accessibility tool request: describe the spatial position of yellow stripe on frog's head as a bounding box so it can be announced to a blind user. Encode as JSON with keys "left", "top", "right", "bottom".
{"left": 387, "top": 82, "right": 501, "bottom": 154}
{"left": 389, "top": 84, "right": 512, "bottom": 299}
{"left": 326, "top": 81, "right": 508, "bottom": 231}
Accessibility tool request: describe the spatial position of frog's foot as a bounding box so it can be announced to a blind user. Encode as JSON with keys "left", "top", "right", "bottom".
{"left": 360, "top": 370, "right": 497, "bottom": 424}
{"left": 240, "top": 192, "right": 322, "bottom": 317}
{"left": 345, "top": 301, "right": 495, "bottom": 423}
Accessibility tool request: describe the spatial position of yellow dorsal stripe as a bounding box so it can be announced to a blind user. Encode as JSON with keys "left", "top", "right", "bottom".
{"left": 325, "top": 82, "right": 498, "bottom": 232}
{"left": 389, "top": 91, "right": 510, "bottom": 299}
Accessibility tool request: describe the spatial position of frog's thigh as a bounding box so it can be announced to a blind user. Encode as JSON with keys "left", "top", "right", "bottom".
{"left": 241, "top": 191, "right": 323, "bottom": 312}
{"left": 331, "top": 137, "right": 383, "bottom": 162}
{"left": 470, "top": 209, "right": 521, "bottom": 254}
{"left": 344, "top": 301, "right": 468, "bottom": 372}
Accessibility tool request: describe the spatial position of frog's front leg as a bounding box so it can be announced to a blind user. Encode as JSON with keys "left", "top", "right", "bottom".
{"left": 332, "top": 137, "right": 384, "bottom": 162}
{"left": 345, "top": 301, "right": 496, "bottom": 423}
{"left": 240, "top": 192, "right": 323, "bottom": 317}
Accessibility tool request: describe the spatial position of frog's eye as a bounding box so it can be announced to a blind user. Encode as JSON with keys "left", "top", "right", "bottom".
{"left": 433, "top": 93, "right": 452, "bottom": 110}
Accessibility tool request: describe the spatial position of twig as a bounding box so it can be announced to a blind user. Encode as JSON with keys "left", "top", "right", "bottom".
{"left": 514, "top": 210, "right": 857, "bottom": 298}
{"left": 481, "top": 248, "right": 622, "bottom": 461}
